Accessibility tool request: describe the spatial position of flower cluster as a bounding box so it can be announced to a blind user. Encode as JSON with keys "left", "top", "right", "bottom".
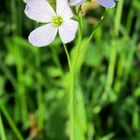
{"left": 24, "top": 0, "right": 116, "bottom": 47}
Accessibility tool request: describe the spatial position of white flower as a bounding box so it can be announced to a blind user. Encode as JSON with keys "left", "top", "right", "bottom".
{"left": 70, "top": 0, "right": 116, "bottom": 8}
{"left": 25, "top": 0, "right": 78, "bottom": 47}
{"left": 96, "top": 0, "right": 116, "bottom": 8}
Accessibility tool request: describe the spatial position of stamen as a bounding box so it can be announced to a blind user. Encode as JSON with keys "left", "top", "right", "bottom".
{"left": 52, "top": 16, "right": 63, "bottom": 27}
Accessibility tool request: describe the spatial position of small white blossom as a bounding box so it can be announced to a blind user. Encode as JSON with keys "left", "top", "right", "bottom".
{"left": 25, "top": 0, "right": 78, "bottom": 47}
{"left": 70, "top": 0, "right": 116, "bottom": 8}
{"left": 97, "top": 0, "right": 116, "bottom": 8}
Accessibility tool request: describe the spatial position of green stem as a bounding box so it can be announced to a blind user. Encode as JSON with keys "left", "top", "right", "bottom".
{"left": 105, "top": 41, "right": 117, "bottom": 92}
{"left": 64, "top": 7, "right": 106, "bottom": 140}
{"left": 69, "top": 69, "right": 74, "bottom": 140}
{"left": 87, "top": 9, "right": 107, "bottom": 44}
{"left": 63, "top": 44, "right": 73, "bottom": 140}
{"left": 15, "top": 45, "right": 28, "bottom": 123}
{"left": 36, "top": 50, "right": 44, "bottom": 130}
{"left": 11, "top": 0, "right": 28, "bottom": 123}
{"left": 0, "top": 114, "right": 7, "bottom": 140}
{"left": 63, "top": 10, "right": 83, "bottom": 140}
{"left": 63, "top": 44, "right": 71, "bottom": 71}
{"left": 79, "top": 9, "right": 107, "bottom": 55}
{"left": 114, "top": 0, "right": 124, "bottom": 37}
{"left": 105, "top": 0, "right": 124, "bottom": 93}
{"left": 70, "top": 12, "right": 83, "bottom": 140}
{"left": 0, "top": 101, "right": 24, "bottom": 140}
{"left": 11, "top": 0, "right": 17, "bottom": 35}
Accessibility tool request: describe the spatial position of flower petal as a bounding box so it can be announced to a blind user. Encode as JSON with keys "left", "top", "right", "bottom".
{"left": 70, "top": 0, "right": 84, "bottom": 6}
{"left": 97, "top": 0, "right": 116, "bottom": 8}
{"left": 59, "top": 19, "right": 78, "bottom": 43}
{"left": 25, "top": 0, "right": 56, "bottom": 23}
{"left": 56, "top": 0, "right": 73, "bottom": 20}
{"left": 28, "top": 24, "right": 58, "bottom": 47}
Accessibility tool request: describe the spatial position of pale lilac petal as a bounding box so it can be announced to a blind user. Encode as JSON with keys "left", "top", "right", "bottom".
{"left": 56, "top": 0, "right": 73, "bottom": 20}
{"left": 28, "top": 24, "right": 58, "bottom": 47}
{"left": 59, "top": 19, "right": 78, "bottom": 43}
{"left": 25, "top": 0, "right": 56, "bottom": 23}
{"left": 70, "top": 0, "right": 84, "bottom": 6}
{"left": 97, "top": 0, "right": 116, "bottom": 8}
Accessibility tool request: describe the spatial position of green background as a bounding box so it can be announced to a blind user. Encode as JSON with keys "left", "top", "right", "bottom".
{"left": 0, "top": 0, "right": 140, "bottom": 140}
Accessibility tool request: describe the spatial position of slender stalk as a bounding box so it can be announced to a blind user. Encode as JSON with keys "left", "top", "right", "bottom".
{"left": 63, "top": 44, "right": 71, "bottom": 71}
{"left": 64, "top": 7, "right": 106, "bottom": 140}
{"left": 63, "top": 44, "right": 73, "bottom": 140}
{"left": 36, "top": 49, "right": 44, "bottom": 130}
{"left": 11, "top": 0, "right": 17, "bottom": 35}
{"left": 79, "top": 9, "right": 107, "bottom": 55}
{"left": 63, "top": 10, "right": 83, "bottom": 140}
{"left": 70, "top": 11, "right": 83, "bottom": 140}
{"left": 70, "top": 69, "right": 74, "bottom": 140}
{"left": 87, "top": 15, "right": 104, "bottom": 43}
{"left": 0, "top": 114, "right": 7, "bottom": 140}
{"left": 114, "top": 0, "right": 124, "bottom": 37}
{"left": 16, "top": 47, "right": 28, "bottom": 123}
{"left": 37, "top": 78, "right": 44, "bottom": 130}
{"left": 11, "top": 0, "right": 28, "bottom": 123}
{"left": 0, "top": 101, "right": 24, "bottom": 140}
{"left": 105, "top": 0, "right": 124, "bottom": 93}
{"left": 11, "top": 0, "right": 20, "bottom": 122}
{"left": 105, "top": 41, "right": 117, "bottom": 91}
{"left": 87, "top": 9, "right": 107, "bottom": 44}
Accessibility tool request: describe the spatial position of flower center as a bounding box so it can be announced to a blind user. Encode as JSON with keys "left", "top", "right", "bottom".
{"left": 52, "top": 16, "right": 63, "bottom": 27}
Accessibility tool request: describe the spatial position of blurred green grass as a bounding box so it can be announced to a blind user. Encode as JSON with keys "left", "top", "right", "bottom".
{"left": 0, "top": 0, "right": 140, "bottom": 140}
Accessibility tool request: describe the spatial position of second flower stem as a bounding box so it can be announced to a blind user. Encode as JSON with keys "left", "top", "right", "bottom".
{"left": 63, "top": 44, "right": 74, "bottom": 140}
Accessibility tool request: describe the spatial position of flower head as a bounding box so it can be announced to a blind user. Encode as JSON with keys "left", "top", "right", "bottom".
{"left": 70, "top": 0, "right": 116, "bottom": 8}
{"left": 25, "top": 0, "right": 78, "bottom": 47}
{"left": 96, "top": 0, "right": 116, "bottom": 8}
